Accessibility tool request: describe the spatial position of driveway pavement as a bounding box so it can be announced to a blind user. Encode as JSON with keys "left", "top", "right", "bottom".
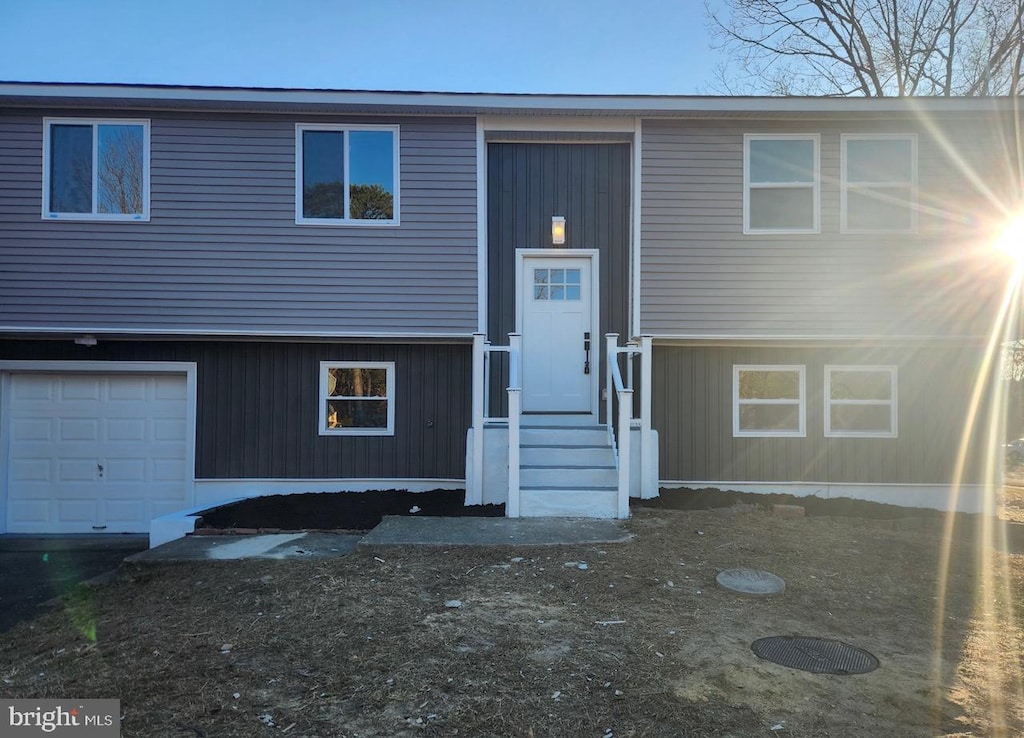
{"left": 0, "top": 535, "right": 148, "bottom": 633}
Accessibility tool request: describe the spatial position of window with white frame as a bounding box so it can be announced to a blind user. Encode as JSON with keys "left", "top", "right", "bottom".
{"left": 43, "top": 118, "right": 150, "bottom": 220}
{"left": 296, "top": 124, "right": 399, "bottom": 225}
{"left": 319, "top": 362, "right": 395, "bottom": 435}
{"left": 744, "top": 134, "right": 819, "bottom": 234}
{"left": 842, "top": 134, "right": 916, "bottom": 232}
{"left": 733, "top": 365, "right": 806, "bottom": 437}
{"left": 825, "top": 366, "right": 897, "bottom": 437}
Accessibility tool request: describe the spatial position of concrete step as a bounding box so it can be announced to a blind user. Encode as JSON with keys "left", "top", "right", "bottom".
{"left": 520, "top": 465, "right": 618, "bottom": 488}
{"left": 519, "top": 487, "right": 619, "bottom": 518}
{"left": 520, "top": 426, "right": 608, "bottom": 446}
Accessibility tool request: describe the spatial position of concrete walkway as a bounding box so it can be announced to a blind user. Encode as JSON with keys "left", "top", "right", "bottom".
{"left": 359, "top": 516, "right": 631, "bottom": 546}
{"left": 127, "top": 531, "right": 363, "bottom": 563}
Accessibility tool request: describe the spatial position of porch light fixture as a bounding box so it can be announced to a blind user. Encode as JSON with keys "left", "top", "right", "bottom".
{"left": 551, "top": 216, "right": 566, "bottom": 246}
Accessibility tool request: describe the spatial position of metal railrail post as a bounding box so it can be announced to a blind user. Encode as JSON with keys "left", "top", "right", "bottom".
{"left": 640, "top": 335, "right": 654, "bottom": 499}
{"left": 469, "top": 332, "right": 486, "bottom": 506}
{"left": 507, "top": 333, "right": 522, "bottom": 517}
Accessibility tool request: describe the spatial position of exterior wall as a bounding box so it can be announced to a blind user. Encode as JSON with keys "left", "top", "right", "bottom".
{"left": 640, "top": 114, "right": 1017, "bottom": 338}
{"left": 0, "top": 339, "right": 471, "bottom": 480}
{"left": 0, "top": 110, "right": 478, "bottom": 335}
{"left": 654, "top": 343, "right": 994, "bottom": 486}
{"left": 486, "top": 141, "right": 632, "bottom": 414}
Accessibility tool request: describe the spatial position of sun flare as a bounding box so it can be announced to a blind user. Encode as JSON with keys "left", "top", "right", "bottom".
{"left": 994, "top": 213, "right": 1024, "bottom": 270}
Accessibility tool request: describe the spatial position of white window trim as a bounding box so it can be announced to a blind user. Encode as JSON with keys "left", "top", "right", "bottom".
{"left": 733, "top": 364, "right": 806, "bottom": 437}
{"left": 824, "top": 365, "right": 898, "bottom": 438}
{"left": 42, "top": 117, "right": 151, "bottom": 221}
{"left": 743, "top": 133, "right": 820, "bottom": 235}
{"left": 295, "top": 123, "right": 400, "bottom": 226}
{"left": 319, "top": 361, "right": 395, "bottom": 436}
{"left": 840, "top": 133, "right": 917, "bottom": 234}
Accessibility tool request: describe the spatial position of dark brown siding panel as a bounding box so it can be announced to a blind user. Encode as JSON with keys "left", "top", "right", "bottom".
{"left": 486, "top": 142, "right": 632, "bottom": 416}
{"left": 0, "top": 339, "right": 470, "bottom": 480}
{"left": 654, "top": 344, "right": 990, "bottom": 485}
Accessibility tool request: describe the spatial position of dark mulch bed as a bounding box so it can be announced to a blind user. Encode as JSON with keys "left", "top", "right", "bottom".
{"left": 641, "top": 486, "right": 952, "bottom": 520}
{"left": 197, "top": 489, "right": 504, "bottom": 532}
{"left": 197, "top": 485, "right": 958, "bottom": 535}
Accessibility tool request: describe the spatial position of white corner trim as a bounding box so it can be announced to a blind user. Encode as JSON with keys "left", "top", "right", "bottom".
{"left": 658, "top": 480, "right": 992, "bottom": 514}
{"left": 477, "top": 117, "right": 488, "bottom": 333}
{"left": 631, "top": 117, "right": 642, "bottom": 339}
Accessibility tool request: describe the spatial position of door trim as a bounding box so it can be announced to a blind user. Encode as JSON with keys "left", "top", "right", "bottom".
{"left": 0, "top": 361, "right": 198, "bottom": 535}
{"left": 515, "top": 249, "right": 600, "bottom": 415}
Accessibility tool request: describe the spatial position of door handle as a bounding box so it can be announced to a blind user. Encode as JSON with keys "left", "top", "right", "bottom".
{"left": 583, "top": 332, "right": 591, "bottom": 374}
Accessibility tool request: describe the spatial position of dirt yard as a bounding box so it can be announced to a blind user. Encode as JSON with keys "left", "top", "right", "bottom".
{"left": 2, "top": 505, "right": 1023, "bottom": 737}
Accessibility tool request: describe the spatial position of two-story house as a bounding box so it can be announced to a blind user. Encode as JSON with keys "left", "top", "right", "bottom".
{"left": 0, "top": 83, "right": 1016, "bottom": 536}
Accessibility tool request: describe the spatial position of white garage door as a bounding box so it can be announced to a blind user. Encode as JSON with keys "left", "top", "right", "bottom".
{"left": 6, "top": 373, "right": 189, "bottom": 533}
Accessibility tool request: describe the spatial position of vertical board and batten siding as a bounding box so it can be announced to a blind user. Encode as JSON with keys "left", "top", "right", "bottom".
{"left": 654, "top": 344, "right": 991, "bottom": 485}
{"left": 640, "top": 115, "right": 1014, "bottom": 338}
{"left": 0, "top": 111, "right": 478, "bottom": 334}
{"left": 486, "top": 142, "right": 632, "bottom": 415}
{"left": 0, "top": 340, "right": 471, "bottom": 480}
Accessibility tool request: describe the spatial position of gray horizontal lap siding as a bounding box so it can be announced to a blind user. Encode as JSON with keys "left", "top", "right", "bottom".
{"left": 0, "top": 112, "right": 478, "bottom": 334}
{"left": 640, "top": 117, "right": 1014, "bottom": 338}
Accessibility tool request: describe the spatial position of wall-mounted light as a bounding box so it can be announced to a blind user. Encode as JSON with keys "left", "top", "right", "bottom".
{"left": 74, "top": 334, "right": 97, "bottom": 347}
{"left": 551, "top": 216, "right": 566, "bottom": 246}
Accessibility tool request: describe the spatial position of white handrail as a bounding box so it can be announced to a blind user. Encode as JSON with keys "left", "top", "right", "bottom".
{"left": 605, "top": 333, "right": 654, "bottom": 516}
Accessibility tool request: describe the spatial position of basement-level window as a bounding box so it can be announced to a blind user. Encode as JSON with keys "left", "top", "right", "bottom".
{"left": 319, "top": 362, "right": 395, "bottom": 436}
{"left": 43, "top": 118, "right": 150, "bottom": 220}
{"left": 744, "top": 134, "right": 819, "bottom": 234}
{"left": 296, "top": 124, "right": 399, "bottom": 225}
{"left": 842, "top": 134, "right": 917, "bottom": 233}
{"left": 733, "top": 365, "right": 806, "bottom": 437}
{"left": 825, "top": 366, "right": 898, "bottom": 437}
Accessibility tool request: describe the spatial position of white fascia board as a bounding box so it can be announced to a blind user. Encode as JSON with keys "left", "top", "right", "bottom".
{"left": 2, "top": 83, "right": 1020, "bottom": 116}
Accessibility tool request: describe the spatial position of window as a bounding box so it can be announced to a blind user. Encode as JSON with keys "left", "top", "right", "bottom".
{"left": 842, "top": 134, "right": 916, "bottom": 233}
{"left": 733, "top": 365, "right": 806, "bottom": 437}
{"left": 825, "top": 366, "right": 897, "bottom": 437}
{"left": 296, "top": 124, "right": 399, "bottom": 225}
{"left": 42, "top": 118, "right": 150, "bottom": 220}
{"left": 319, "top": 362, "right": 395, "bottom": 436}
{"left": 744, "top": 134, "right": 819, "bottom": 234}
{"left": 533, "top": 268, "right": 581, "bottom": 300}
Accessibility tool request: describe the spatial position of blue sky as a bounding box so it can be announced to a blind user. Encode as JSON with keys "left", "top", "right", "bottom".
{"left": 0, "top": 0, "right": 726, "bottom": 94}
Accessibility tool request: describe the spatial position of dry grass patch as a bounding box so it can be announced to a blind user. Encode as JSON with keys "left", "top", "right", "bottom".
{"left": 2, "top": 507, "right": 1023, "bottom": 737}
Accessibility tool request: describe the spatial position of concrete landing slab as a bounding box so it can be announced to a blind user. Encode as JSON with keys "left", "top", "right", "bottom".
{"left": 127, "top": 531, "right": 363, "bottom": 563}
{"left": 359, "top": 516, "right": 631, "bottom": 547}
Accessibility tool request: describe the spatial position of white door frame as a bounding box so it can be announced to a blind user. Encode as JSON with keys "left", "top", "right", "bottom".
{"left": 515, "top": 249, "right": 600, "bottom": 415}
{"left": 0, "top": 361, "right": 198, "bottom": 535}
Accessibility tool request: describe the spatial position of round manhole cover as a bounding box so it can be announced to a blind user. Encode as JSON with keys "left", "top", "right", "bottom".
{"left": 716, "top": 568, "right": 786, "bottom": 596}
{"left": 752, "top": 636, "right": 879, "bottom": 675}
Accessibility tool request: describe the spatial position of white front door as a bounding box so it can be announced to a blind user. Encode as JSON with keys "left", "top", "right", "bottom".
{"left": 520, "top": 254, "right": 596, "bottom": 413}
{"left": 5, "top": 373, "right": 190, "bottom": 533}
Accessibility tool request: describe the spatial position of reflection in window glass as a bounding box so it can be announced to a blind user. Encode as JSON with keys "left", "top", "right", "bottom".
{"left": 826, "top": 367, "right": 896, "bottom": 436}
{"left": 321, "top": 363, "right": 394, "bottom": 434}
{"left": 298, "top": 126, "right": 397, "bottom": 223}
{"left": 745, "top": 136, "right": 817, "bottom": 232}
{"left": 843, "top": 136, "right": 915, "bottom": 232}
{"left": 302, "top": 130, "right": 345, "bottom": 219}
{"left": 734, "top": 366, "right": 805, "bottom": 436}
{"left": 349, "top": 130, "right": 395, "bottom": 220}
{"left": 47, "top": 121, "right": 148, "bottom": 218}
{"left": 533, "top": 268, "right": 582, "bottom": 301}
{"left": 50, "top": 124, "right": 92, "bottom": 214}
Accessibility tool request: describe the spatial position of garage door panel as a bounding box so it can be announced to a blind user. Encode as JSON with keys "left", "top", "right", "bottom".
{"left": 6, "top": 372, "right": 190, "bottom": 534}
{"left": 60, "top": 377, "right": 102, "bottom": 401}
{"left": 108, "top": 418, "right": 147, "bottom": 442}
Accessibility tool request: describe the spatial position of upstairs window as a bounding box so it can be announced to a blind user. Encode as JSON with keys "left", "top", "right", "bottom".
{"left": 733, "top": 365, "right": 806, "bottom": 437}
{"left": 825, "top": 366, "right": 898, "bottom": 437}
{"left": 43, "top": 118, "right": 150, "bottom": 220}
{"left": 296, "top": 124, "right": 399, "bottom": 225}
{"left": 744, "top": 134, "right": 819, "bottom": 234}
{"left": 842, "top": 134, "right": 917, "bottom": 232}
{"left": 319, "top": 362, "right": 395, "bottom": 436}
